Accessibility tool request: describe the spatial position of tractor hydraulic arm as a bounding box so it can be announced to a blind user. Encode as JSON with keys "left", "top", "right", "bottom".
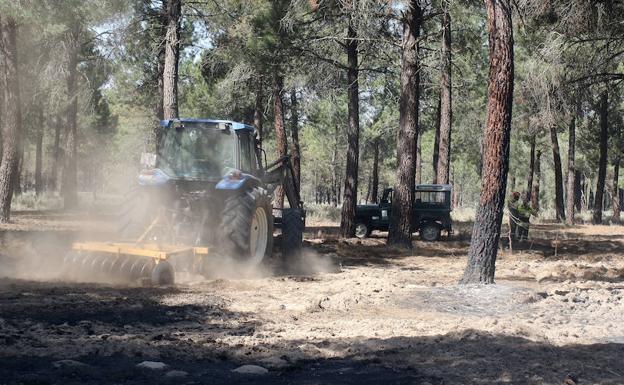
{"left": 263, "top": 155, "right": 303, "bottom": 210}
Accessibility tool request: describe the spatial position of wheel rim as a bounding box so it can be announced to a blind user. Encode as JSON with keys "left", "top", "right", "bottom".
{"left": 355, "top": 223, "right": 368, "bottom": 238}
{"left": 423, "top": 225, "right": 437, "bottom": 240}
{"left": 249, "top": 206, "right": 269, "bottom": 264}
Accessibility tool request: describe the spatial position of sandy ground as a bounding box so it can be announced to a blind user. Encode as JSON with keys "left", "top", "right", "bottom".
{"left": 0, "top": 217, "right": 623, "bottom": 384}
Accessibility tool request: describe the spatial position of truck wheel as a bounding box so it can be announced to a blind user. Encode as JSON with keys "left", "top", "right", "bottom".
{"left": 219, "top": 188, "right": 273, "bottom": 265}
{"left": 355, "top": 222, "right": 371, "bottom": 239}
{"left": 282, "top": 208, "right": 304, "bottom": 260}
{"left": 420, "top": 223, "right": 441, "bottom": 242}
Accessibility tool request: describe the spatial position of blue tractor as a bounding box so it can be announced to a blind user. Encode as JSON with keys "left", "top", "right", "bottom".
{"left": 65, "top": 119, "right": 305, "bottom": 285}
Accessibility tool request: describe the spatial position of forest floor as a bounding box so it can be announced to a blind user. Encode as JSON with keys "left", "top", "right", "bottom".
{"left": 1, "top": 213, "right": 624, "bottom": 385}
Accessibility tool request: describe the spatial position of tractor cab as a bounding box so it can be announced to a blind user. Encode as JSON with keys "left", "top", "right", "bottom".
{"left": 141, "top": 119, "right": 261, "bottom": 183}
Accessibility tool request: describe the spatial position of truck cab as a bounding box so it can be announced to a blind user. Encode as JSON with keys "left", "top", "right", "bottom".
{"left": 355, "top": 184, "right": 453, "bottom": 241}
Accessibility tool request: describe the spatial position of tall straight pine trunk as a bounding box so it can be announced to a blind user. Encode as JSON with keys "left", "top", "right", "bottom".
{"left": 612, "top": 157, "right": 620, "bottom": 223}
{"left": 290, "top": 89, "right": 301, "bottom": 194}
{"left": 163, "top": 0, "right": 181, "bottom": 120}
{"left": 153, "top": 0, "right": 167, "bottom": 149}
{"left": 339, "top": 22, "right": 360, "bottom": 237}
{"left": 371, "top": 138, "right": 379, "bottom": 203}
{"left": 62, "top": 24, "right": 80, "bottom": 210}
{"left": 254, "top": 76, "right": 264, "bottom": 141}
{"left": 566, "top": 114, "right": 576, "bottom": 225}
{"left": 35, "top": 105, "right": 44, "bottom": 195}
{"left": 593, "top": 91, "right": 609, "bottom": 224}
{"left": 0, "top": 15, "right": 22, "bottom": 222}
{"left": 525, "top": 134, "right": 535, "bottom": 204}
{"left": 432, "top": 96, "right": 440, "bottom": 183}
{"left": 273, "top": 74, "right": 287, "bottom": 208}
{"left": 461, "top": 0, "right": 514, "bottom": 284}
{"left": 388, "top": 0, "right": 422, "bottom": 248}
{"left": 436, "top": 1, "right": 452, "bottom": 184}
{"left": 531, "top": 149, "right": 541, "bottom": 212}
{"left": 550, "top": 124, "right": 565, "bottom": 221}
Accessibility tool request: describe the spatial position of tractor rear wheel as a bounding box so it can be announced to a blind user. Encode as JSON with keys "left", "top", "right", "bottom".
{"left": 219, "top": 188, "right": 273, "bottom": 265}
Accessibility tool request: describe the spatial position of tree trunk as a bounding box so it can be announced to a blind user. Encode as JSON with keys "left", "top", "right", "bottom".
{"left": 531, "top": 149, "right": 541, "bottom": 212}
{"left": 525, "top": 135, "right": 535, "bottom": 205}
{"left": 332, "top": 124, "right": 339, "bottom": 207}
{"left": 62, "top": 24, "right": 80, "bottom": 210}
{"left": 566, "top": 114, "right": 576, "bottom": 225}
{"left": 371, "top": 138, "right": 379, "bottom": 203}
{"left": 461, "top": 0, "right": 514, "bottom": 284}
{"left": 432, "top": 96, "right": 441, "bottom": 183}
{"left": 388, "top": 0, "right": 422, "bottom": 249}
{"left": 51, "top": 114, "right": 62, "bottom": 191}
{"left": 593, "top": 91, "right": 609, "bottom": 224}
{"left": 0, "top": 15, "right": 22, "bottom": 222}
{"left": 550, "top": 124, "right": 565, "bottom": 221}
{"left": 415, "top": 131, "right": 422, "bottom": 184}
{"left": 13, "top": 142, "right": 22, "bottom": 196}
{"left": 162, "top": 0, "right": 181, "bottom": 120}
{"left": 273, "top": 74, "right": 287, "bottom": 208}
{"left": 574, "top": 170, "right": 582, "bottom": 212}
{"left": 436, "top": 2, "right": 452, "bottom": 184}
{"left": 290, "top": 89, "right": 301, "bottom": 194}
{"left": 612, "top": 157, "right": 620, "bottom": 223}
{"left": 254, "top": 76, "right": 264, "bottom": 141}
{"left": 339, "top": 22, "right": 360, "bottom": 238}
{"left": 152, "top": 0, "right": 166, "bottom": 150}
{"left": 35, "top": 105, "right": 44, "bottom": 195}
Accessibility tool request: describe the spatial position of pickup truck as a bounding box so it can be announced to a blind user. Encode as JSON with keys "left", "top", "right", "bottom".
{"left": 355, "top": 184, "right": 453, "bottom": 241}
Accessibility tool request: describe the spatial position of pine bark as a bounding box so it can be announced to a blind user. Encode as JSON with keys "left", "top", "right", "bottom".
{"left": 436, "top": 2, "right": 452, "bottom": 184}
{"left": 254, "top": 76, "right": 264, "bottom": 141}
{"left": 290, "top": 89, "right": 301, "bottom": 194}
{"left": 51, "top": 114, "right": 62, "bottom": 191}
{"left": 339, "top": 22, "right": 360, "bottom": 237}
{"left": 461, "top": 0, "right": 514, "bottom": 284}
{"left": 153, "top": 0, "right": 166, "bottom": 149}
{"left": 35, "top": 105, "right": 44, "bottom": 195}
{"left": 273, "top": 74, "right": 287, "bottom": 208}
{"left": 432, "top": 96, "right": 441, "bottom": 183}
{"left": 525, "top": 135, "right": 535, "bottom": 205}
{"left": 531, "top": 149, "right": 541, "bottom": 212}
{"left": 415, "top": 131, "right": 422, "bottom": 184}
{"left": 332, "top": 123, "right": 339, "bottom": 207}
{"left": 388, "top": 0, "right": 422, "bottom": 249}
{"left": 0, "top": 15, "right": 22, "bottom": 222}
{"left": 566, "top": 114, "right": 576, "bottom": 225}
{"left": 62, "top": 24, "right": 80, "bottom": 210}
{"left": 162, "top": 0, "right": 181, "bottom": 120}
{"left": 612, "top": 157, "right": 620, "bottom": 223}
{"left": 371, "top": 138, "right": 379, "bottom": 203}
{"left": 574, "top": 170, "right": 582, "bottom": 212}
{"left": 550, "top": 124, "right": 565, "bottom": 221}
{"left": 593, "top": 91, "right": 609, "bottom": 224}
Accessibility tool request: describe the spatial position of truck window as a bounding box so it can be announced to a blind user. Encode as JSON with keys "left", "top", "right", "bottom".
{"left": 415, "top": 191, "right": 446, "bottom": 204}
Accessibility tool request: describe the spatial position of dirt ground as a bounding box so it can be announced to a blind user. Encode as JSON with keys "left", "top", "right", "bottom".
{"left": 1, "top": 214, "right": 624, "bottom": 385}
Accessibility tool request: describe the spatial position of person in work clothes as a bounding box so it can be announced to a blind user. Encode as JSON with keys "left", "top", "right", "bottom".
{"left": 508, "top": 191, "right": 536, "bottom": 241}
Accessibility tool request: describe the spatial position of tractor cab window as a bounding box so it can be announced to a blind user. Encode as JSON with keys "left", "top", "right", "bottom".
{"left": 158, "top": 124, "right": 236, "bottom": 178}
{"left": 238, "top": 132, "right": 252, "bottom": 172}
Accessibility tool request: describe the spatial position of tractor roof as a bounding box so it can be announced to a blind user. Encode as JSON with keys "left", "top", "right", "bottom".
{"left": 160, "top": 118, "right": 255, "bottom": 132}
